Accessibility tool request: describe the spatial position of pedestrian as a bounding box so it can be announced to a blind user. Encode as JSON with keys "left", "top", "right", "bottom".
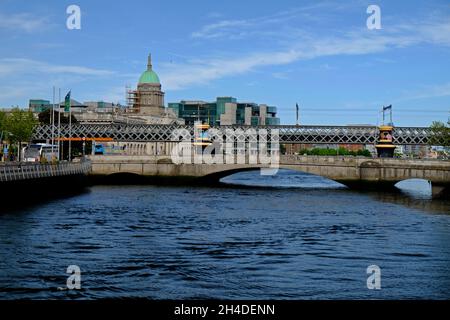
{"left": 3, "top": 145, "right": 8, "bottom": 162}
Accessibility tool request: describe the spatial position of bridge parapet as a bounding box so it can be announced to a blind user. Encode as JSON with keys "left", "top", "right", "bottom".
{"left": 280, "top": 154, "right": 450, "bottom": 168}
{"left": 0, "top": 160, "right": 91, "bottom": 183}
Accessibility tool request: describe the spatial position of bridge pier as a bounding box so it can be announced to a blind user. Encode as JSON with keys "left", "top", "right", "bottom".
{"left": 431, "top": 183, "right": 450, "bottom": 199}
{"left": 336, "top": 180, "right": 399, "bottom": 192}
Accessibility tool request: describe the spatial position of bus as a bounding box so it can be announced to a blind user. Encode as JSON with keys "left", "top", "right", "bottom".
{"left": 23, "top": 143, "right": 59, "bottom": 162}
{"left": 94, "top": 144, "right": 104, "bottom": 155}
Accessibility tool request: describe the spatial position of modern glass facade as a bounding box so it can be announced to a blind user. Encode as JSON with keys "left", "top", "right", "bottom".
{"left": 29, "top": 99, "right": 51, "bottom": 113}
{"left": 168, "top": 97, "right": 280, "bottom": 126}
{"left": 215, "top": 97, "right": 236, "bottom": 124}
{"left": 168, "top": 101, "right": 218, "bottom": 125}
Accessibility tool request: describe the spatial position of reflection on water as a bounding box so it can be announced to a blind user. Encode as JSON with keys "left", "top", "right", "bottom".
{"left": 0, "top": 170, "right": 449, "bottom": 300}
{"left": 395, "top": 179, "right": 432, "bottom": 199}
{"left": 222, "top": 170, "right": 450, "bottom": 215}
{"left": 221, "top": 169, "right": 346, "bottom": 189}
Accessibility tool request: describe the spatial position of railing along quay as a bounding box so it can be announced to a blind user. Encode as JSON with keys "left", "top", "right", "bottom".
{"left": 0, "top": 160, "right": 92, "bottom": 183}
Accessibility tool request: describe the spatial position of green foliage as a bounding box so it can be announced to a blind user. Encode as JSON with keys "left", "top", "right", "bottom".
{"left": 429, "top": 121, "right": 450, "bottom": 147}
{"left": 298, "top": 147, "right": 371, "bottom": 157}
{"left": 4, "top": 108, "right": 38, "bottom": 144}
{"left": 0, "top": 110, "right": 6, "bottom": 138}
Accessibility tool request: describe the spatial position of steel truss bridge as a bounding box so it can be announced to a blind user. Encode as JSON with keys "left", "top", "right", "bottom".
{"left": 32, "top": 124, "right": 436, "bottom": 145}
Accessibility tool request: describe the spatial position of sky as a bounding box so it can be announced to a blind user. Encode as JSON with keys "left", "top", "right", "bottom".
{"left": 0, "top": 0, "right": 449, "bottom": 126}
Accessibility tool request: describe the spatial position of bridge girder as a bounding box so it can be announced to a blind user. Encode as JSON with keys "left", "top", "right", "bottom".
{"left": 32, "top": 124, "right": 436, "bottom": 145}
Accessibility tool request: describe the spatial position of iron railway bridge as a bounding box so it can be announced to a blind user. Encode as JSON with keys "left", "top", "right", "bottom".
{"left": 32, "top": 124, "right": 437, "bottom": 145}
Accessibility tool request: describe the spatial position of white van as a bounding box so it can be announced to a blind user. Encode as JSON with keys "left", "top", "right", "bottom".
{"left": 23, "top": 143, "right": 59, "bottom": 162}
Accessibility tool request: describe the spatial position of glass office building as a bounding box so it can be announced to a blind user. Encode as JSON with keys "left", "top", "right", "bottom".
{"left": 168, "top": 97, "right": 280, "bottom": 126}
{"left": 29, "top": 99, "right": 51, "bottom": 113}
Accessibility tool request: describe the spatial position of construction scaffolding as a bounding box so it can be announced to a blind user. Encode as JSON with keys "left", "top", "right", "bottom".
{"left": 126, "top": 85, "right": 140, "bottom": 113}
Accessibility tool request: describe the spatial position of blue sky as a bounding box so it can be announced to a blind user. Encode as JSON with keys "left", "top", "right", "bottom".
{"left": 0, "top": 0, "right": 449, "bottom": 126}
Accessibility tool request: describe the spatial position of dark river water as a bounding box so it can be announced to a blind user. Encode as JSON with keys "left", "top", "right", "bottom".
{"left": 0, "top": 170, "right": 449, "bottom": 299}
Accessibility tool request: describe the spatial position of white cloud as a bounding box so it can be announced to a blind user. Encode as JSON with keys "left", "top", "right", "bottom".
{"left": 0, "top": 59, "right": 117, "bottom": 107}
{"left": 191, "top": 3, "right": 353, "bottom": 40}
{"left": 160, "top": 50, "right": 301, "bottom": 90}
{"left": 272, "top": 72, "right": 291, "bottom": 80}
{"left": 0, "top": 58, "right": 115, "bottom": 77}
{"left": 0, "top": 13, "right": 49, "bottom": 33}
{"left": 162, "top": 18, "right": 450, "bottom": 91}
{"left": 419, "top": 20, "right": 450, "bottom": 46}
{"left": 182, "top": 3, "right": 450, "bottom": 92}
{"left": 192, "top": 20, "right": 251, "bottom": 39}
{"left": 396, "top": 82, "right": 450, "bottom": 102}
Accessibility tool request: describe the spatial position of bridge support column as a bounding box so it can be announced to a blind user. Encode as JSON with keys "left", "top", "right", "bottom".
{"left": 431, "top": 183, "right": 450, "bottom": 199}
{"left": 337, "top": 180, "right": 399, "bottom": 192}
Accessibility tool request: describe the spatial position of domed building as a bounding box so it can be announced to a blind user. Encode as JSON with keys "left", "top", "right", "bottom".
{"left": 131, "top": 54, "right": 165, "bottom": 116}
{"left": 126, "top": 53, "right": 182, "bottom": 124}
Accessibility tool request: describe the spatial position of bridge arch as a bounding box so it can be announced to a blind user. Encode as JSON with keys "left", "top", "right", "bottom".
{"left": 99, "top": 172, "right": 146, "bottom": 184}
{"left": 198, "top": 165, "right": 348, "bottom": 188}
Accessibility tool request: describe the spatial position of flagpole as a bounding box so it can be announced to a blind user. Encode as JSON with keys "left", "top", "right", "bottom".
{"left": 69, "top": 93, "right": 72, "bottom": 162}
{"left": 51, "top": 86, "right": 55, "bottom": 154}
{"left": 58, "top": 88, "right": 61, "bottom": 161}
{"left": 389, "top": 105, "right": 393, "bottom": 125}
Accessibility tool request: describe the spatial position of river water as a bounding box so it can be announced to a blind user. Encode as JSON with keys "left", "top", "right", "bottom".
{"left": 0, "top": 170, "right": 449, "bottom": 299}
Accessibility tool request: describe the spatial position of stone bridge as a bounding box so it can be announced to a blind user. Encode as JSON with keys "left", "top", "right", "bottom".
{"left": 88, "top": 155, "right": 450, "bottom": 198}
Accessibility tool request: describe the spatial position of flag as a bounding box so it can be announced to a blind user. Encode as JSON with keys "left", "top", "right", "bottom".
{"left": 64, "top": 91, "right": 71, "bottom": 112}
{"left": 383, "top": 105, "right": 392, "bottom": 111}
{"left": 296, "top": 103, "right": 299, "bottom": 124}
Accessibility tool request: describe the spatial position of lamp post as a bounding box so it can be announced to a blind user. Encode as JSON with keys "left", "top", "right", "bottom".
{"left": 82, "top": 137, "right": 86, "bottom": 157}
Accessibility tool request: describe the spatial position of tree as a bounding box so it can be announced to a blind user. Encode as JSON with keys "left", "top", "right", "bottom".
{"left": 0, "top": 110, "right": 6, "bottom": 140}
{"left": 429, "top": 121, "right": 450, "bottom": 147}
{"left": 4, "top": 108, "right": 38, "bottom": 160}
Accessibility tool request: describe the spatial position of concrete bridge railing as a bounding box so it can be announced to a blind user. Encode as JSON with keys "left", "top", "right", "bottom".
{"left": 0, "top": 160, "right": 92, "bottom": 183}
{"left": 280, "top": 155, "right": 450, "bottom": 183}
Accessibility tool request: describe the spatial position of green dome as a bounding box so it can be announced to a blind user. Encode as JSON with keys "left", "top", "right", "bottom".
{"left": 138, "top": 53, "right": 160, "bottom": 84}
{"left": 139, "top": 70, "right": 160, "bottom": 84}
